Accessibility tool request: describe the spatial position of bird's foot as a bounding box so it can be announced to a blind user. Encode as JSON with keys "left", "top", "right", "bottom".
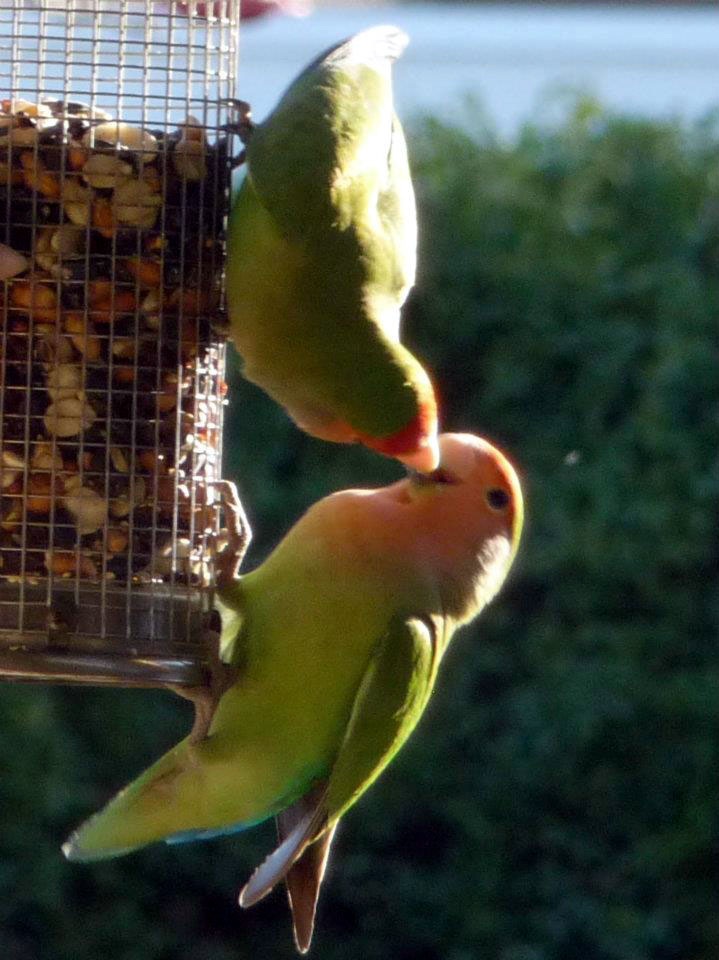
{"left": 229, "top": 147, "right": 246, "bottom": 169}
{"left": 169, "top": 638, "right": 238, "bottom": 744}
{"left": 222, "top": 99, "right": 255, "bottom": 160}
{"left": 168, "top": 479, "right": 249, "bottom": 740}
{"left": 209, "top": 478, "right": 253, "bottom": 585}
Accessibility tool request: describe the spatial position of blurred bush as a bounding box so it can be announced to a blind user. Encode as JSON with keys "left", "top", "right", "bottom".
{"left": 1, "top": 101, "right": 717, "bottom": 960}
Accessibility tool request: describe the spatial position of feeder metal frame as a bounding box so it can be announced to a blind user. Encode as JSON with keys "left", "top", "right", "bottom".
{"left": 0, "top": 0, "right": 241, "bottom": 688}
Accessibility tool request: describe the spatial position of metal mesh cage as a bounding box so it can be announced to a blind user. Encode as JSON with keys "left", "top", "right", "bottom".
{"left": 0, "top": 0, "right": 240, "bottom": 686}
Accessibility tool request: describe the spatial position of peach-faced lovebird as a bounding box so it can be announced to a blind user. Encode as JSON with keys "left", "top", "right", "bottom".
{"left": 226, "top": 26, "right": 439, "bottom": 471}
{"left": 63, "top": 434, "right": 523, "bottom": 951}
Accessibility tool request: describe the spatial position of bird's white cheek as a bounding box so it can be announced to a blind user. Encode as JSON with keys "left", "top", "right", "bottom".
{"left": 472, "top": 534, "right": 512, "bottom": 608}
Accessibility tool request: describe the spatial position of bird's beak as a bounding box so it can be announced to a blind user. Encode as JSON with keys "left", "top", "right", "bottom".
{"left": 398, "top": 435, "right": 440, "bottom": 474}
{"left": 406, "top": 469, "right": 435, "bottom": 492}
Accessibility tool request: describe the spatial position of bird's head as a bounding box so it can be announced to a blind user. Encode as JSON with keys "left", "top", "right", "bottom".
{"left": 410, "top": 432, "right": 522, "bottom": 547}
{"left": 399, "top": 432, "right": 523, "bottom": 619}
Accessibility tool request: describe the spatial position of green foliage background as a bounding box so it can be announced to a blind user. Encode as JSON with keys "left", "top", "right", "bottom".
{"left": 1, "top": 102, "right": 717, "bottom": 959}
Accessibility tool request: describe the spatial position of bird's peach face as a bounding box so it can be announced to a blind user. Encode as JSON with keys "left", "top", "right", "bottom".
{"left": 409, "top": 432, "right": 523, "bottom": 544}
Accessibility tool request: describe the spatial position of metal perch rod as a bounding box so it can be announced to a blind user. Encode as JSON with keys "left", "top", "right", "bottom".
{"left": 0, "top": 648, "right": 210, "bottom": 687}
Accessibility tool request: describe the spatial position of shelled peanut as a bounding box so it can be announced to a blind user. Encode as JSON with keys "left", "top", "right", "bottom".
{"left": 0, "top": 97, "right": 228, "bottom": 587}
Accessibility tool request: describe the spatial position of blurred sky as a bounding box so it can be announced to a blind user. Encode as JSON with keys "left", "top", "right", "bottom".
{"left": 240, "top": 3, "right": 719, "bottom": 134}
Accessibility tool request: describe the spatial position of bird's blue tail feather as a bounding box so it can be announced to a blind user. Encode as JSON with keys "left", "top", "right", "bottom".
{"left": 165, "top": 814, "right": 268, "bottom": 846}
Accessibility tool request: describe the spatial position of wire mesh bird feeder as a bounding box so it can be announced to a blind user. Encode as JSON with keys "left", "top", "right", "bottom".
{"left": 0, "top": 0, "right": 240, "bottom": 688}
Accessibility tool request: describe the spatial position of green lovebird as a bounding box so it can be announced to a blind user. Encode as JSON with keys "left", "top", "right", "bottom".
{"left": 63, "top": 433, "right": 523, "bottom": 952}
{"left": 226, "top": 25, "right": 439, "bottom": 472}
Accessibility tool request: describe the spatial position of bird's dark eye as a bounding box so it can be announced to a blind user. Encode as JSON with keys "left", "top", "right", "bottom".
{"left": 486, "top": 487, "right": 510, "bottom": 511}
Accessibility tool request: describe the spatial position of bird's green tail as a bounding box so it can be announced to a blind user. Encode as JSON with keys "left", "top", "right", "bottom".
{"left": 63, "top": 739, "right": 204, "bottom": 861}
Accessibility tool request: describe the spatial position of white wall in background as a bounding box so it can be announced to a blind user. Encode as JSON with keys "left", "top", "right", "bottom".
{"left": 240, "top": 3, "right": 719, "bottom": 134}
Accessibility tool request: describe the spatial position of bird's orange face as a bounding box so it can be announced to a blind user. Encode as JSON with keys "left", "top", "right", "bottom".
{"left": 407, "top": 432, "right": 523, "bottom": 556}
{"left": 383, "top": 432, "right": 523, "bottom": 624}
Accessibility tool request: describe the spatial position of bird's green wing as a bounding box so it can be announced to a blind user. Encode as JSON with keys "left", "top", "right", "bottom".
{"left": 323, "top": 614, "right": 439, "bottom": 822}
{"left": 244, "top": 26, "right": 407, "bottom": 242}
{"left": 372, "top": 111, "right": 417, "bottom": 324}
{"left": 240, "top": 615, "right": 442, "bottom": 907}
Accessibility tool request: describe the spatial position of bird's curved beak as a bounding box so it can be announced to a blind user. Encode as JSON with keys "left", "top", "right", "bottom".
{"left": 398, "top": 434, "right": 440, "bottom": 474}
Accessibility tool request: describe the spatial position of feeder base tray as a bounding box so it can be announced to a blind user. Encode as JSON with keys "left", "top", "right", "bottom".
{"left": 0, "top": 581, "right": 212, "bottom": 687}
